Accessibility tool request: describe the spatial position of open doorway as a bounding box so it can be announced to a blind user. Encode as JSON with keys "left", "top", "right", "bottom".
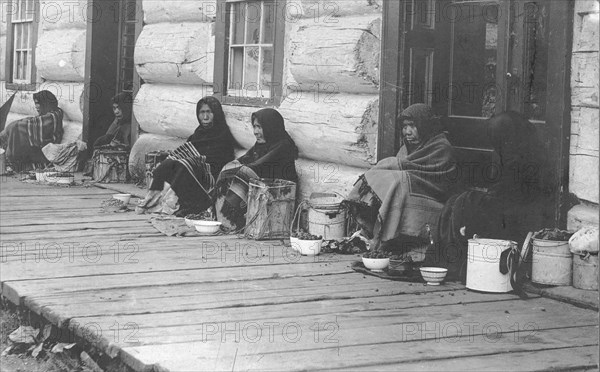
{"left": 83, "top": 0, "right": 143, "bottom": 155}
{"left": 379, "top": 0, "right": 573, "bottom": 226}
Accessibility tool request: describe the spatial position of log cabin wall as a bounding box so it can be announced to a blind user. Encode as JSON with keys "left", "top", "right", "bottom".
{"left": 130, "top": 0, "right": 382, "bottom": 199}
{"left": 1, "top": 0, "right": 87, "bottom": 144}
{"left": 567, "top": 0, "right": 599, "bottom": 230}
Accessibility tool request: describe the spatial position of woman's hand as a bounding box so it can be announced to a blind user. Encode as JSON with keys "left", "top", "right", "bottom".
{"left": 372, "top": 157, "right": 399, "bottom": 170}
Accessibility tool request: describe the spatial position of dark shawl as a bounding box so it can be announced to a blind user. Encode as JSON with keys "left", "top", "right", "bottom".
{"left": 103, "top": 92, "right": 133, "bottom": 145}
{"left": 237, "top": 108, "right": 299, "bottom": 182}
{"left": 187, "top": 96, "right": 235, "bottom": 178}
{"left": 429, "top": 111, "right": 550, "bottom": 280}
{"left": 216, "top": 108, "right": 298, "bottom": 227}
{"left": 346, "top": 104, "right": 457, "bottom": 242}
{"left": 0, "top": 90, "right": 63, "bottom": 163}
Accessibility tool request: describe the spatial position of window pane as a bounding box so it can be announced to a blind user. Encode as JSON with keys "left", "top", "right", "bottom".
{"left": 450, "top": 2, "right": 498, "bottom": 117}
{"left": 15, "top": 23, "right": 22, "bottom": 50}
{"left": 20, "top": 0, "right": 26, "bottom": 20}
{"left": 262, "top": 1, "right": 275, "bottom": 44}
{"left": 15, "top": 52, "right": 22, "bottom": 79}
{"left": 245, "top": 1, "right": 261, "bottom": 44}
{"left": 406, "top": 48, "right": 434, "bottom": 107}
{"left": 230, "top": 3, "right": 245, "bottom": 45}
{"left": 261, "top": 47, "right": 273, "bottom": 87}
{"left": 229, "top": 47, "right": 244, "bottom": 89}
{"left": 523, "top": 2, "right": 548, "bottom": 120}
{"left": 244, "top": 47, "right": 259, "bottom": 89}
{"left": 22, "top": 23, "right": 29, "bottom": 49}
{"left": 22, "top": 51, "right": 28, "bottom": 80}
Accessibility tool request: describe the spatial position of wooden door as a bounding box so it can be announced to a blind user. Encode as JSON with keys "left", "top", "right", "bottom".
{"left": 379, "top": 0, "right": 573, "bottom": 225}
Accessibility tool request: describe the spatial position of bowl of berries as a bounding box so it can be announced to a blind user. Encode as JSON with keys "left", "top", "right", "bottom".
{"left": 362, "top": 250, "right": 392, "bottom": 272}
{"left": 290, "top": 231, "right": 323, "bottom": 256}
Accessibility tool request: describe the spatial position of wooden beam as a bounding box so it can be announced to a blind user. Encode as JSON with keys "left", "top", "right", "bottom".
{"left": 378, "top": 0, "right": 404, "bottom": 160}
{"left": 545, "top": 0, "right": 574, "bottom": 228}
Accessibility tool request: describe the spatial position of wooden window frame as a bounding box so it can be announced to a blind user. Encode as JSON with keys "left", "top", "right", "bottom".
{"left": 214, "top": 0, "right": 286, "bottom": 107}
{"left": 4, "top": 0, "right": 39, "bottom": 91}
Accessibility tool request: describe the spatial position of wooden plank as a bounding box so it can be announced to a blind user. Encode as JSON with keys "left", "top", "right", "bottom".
{"left": 119, "top": 325, "right": 599, "bottom": 372}
{"left": 349, "top": 345, "right": 599, "bottom": 371}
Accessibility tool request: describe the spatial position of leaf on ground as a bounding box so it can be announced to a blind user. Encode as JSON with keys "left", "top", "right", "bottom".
{"left": 42, "top": 324, "right": 53, "bottom": 342}
{"left": 8, "top": 325, "right": 40, "bottom": 344}
{"left": 1, "top": 345, "right": 13, "bottom": 356}
{"left": 51, "top": 342, "right": 77, "bottom": 353}
{"left": 32, "top": 342, "right": 44, "bottom": 358}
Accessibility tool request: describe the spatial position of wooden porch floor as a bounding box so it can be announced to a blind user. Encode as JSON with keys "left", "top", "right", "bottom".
{"left": 1, "top": 178, "right": 598, "bottom": 371}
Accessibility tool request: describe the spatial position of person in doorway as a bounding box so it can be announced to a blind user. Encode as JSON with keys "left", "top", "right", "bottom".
{"left": 343, "top": 103, "right": 457, "bottom": 252}
{"left": 138, "top": 96, "right": 235, "bottom": 217}
{"left": 93, "top": 92, "right": 133, "bottom": 149}
{"left": 427, "top": 111, "right": 551, "bottom": 281}
{"left": 214, "top": 108, "right": 299, "bottom": 230}
{"left": 0, "top": 90, "right": 64, "bottom": 169}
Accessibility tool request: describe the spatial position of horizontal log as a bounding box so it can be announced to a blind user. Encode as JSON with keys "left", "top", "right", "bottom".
{"left": 135, "top": 23, "right": 214, "bottom": 85}
{"left": 142, "top": 0, "right": 216, "bottom": 24}
{"left": 279, "top": 94, "right": 379, "bottom": 168}
{"left": 1, "top": 82, "right": 84, "bottom": 123}
{"left": 5, "top": 113, "right": 82, "bottom": 144}
{"left": 36, "top": 29, "right": 86, "bottom": 82}
{"left": 289, "top": 15, "right": 381, "bottom": 94}
{"left": 40, "top": 0, "right": 87, "bottom": 30}
{"left": 224, "top": 98, "right": 379, "bottom": 168}
{"left": 128, "top": 133, "right": 186, "bottom": 179}
{"left": 133, "top": 83, "right": 214, "bottom": 138}
{"left": 295, "top": 0, "right": 382, "bottom": 19}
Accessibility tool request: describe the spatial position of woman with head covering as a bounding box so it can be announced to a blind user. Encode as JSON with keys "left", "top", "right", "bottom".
{"left": 93, "top": 92, "right": 134, "bottom": 148}
{"left": 0, "top": 90, "right": 63, "bottom": 168}
{"left": 344, "top": 103, "right": 457, "bottom": 252}
{"left": 138, "top": 96, "right": 235, "bottom": 217}
{"left": 215, "top": 108, "right": 298, "bottom": 229}
{"left": 428, "top": 111, "right": 550, "bottom": 282}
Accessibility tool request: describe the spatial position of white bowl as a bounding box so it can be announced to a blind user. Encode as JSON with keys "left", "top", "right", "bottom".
{"left": 294, "top": 238, "right": 322, "bottom": 256}
{"left": 420, "top": 267, "right": 448, "bottom": 285}
{"left": 362, "top": 257, "right": 390, "bottom": 272}
{"left": 113, "top": 194, "right": 132, "bottom": 204}
{"left": 289, "top": 236, "right": 299, "bottom": 252}
{"left": 184, "top": 218, "right": 196, "bottom": 228}
{"left": 193, "top": 220, "right": 222, "bottom": 235}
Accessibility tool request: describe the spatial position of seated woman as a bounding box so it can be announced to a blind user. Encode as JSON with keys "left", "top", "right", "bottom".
{"left": 215, "top": 108, "right": 298, "bottom": 230}
{"left": 93, "top": 92, "right": 133, "bottom": 149}
{"left": 0, "top": 90, "right": 63, "bottom": 170}
{"left": 138, "top": 96, "right": 235, "bottom": 217}
{"left": 428, "top": 111, "right": 550, "bottom": 281}
{"left": 344, "top": 103, "right": 457, "bottom": 252}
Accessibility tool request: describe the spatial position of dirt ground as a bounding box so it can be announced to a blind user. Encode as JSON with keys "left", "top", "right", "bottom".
{"left": 0, "top": 302, "right": 97, "bottom": 372}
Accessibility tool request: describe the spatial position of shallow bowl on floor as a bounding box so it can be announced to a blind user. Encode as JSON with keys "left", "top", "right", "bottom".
{"left": 193, "top": 220, "right": 222, "bottom": 235}
{"left": 294, "top": 238, "right": 323, "bottom": 256}
{"left": 420, "top": 267, "right": 448, "bottom": 285}
{"left": 362, "top": 257, "right": 390, "bottom": 272}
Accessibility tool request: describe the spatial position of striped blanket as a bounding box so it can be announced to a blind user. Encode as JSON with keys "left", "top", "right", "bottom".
{"left": 168, "top": 142, "right": 215, "bottom": 192}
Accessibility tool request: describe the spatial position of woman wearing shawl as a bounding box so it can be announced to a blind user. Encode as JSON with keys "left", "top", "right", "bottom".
{"left": 0, "top": 90, "right": 63, "bottom": 167}
{"left": 344, "top": 103, "right": 457, "bottom": 251}
{"left": 138, "top": 96, "right": 235, "bottom": 217}
{"left": 427, "top": 111, "right": 550, "bottom": 281}
{"left": 215, "top": 108, "right": 298, "bottom": 229}
{"left": 93, "top": 92, "right": 133, "bottom": 148}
